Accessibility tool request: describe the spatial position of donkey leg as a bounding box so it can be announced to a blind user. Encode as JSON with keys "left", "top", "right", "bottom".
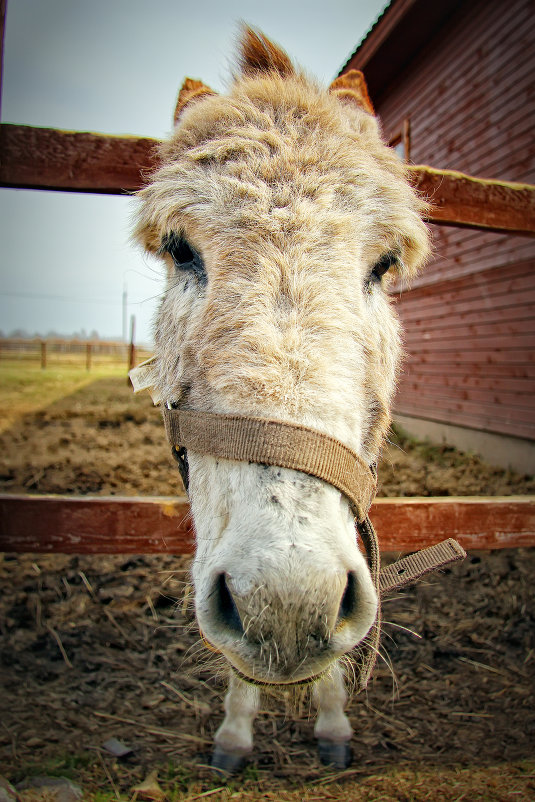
{"left": 211, "top": 672, "right": 260, "bottom": 773}
{"left": 313, "top": 662, "right": 353, "bottom": 768}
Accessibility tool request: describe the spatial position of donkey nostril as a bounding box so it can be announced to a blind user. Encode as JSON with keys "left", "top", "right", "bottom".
{"left": 338, "top": 571, "right": 357, "bottom": 623}
{"left": 215, "top": 573, "right": 243, "bottom": 634}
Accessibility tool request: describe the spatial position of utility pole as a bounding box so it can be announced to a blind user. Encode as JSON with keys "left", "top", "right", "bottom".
{"left": 122, "top": 283, "right": 127, "bottom": 342}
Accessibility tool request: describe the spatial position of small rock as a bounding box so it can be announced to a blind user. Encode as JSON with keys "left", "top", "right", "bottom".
{"left": 25, "top": 738, "right": 44, "bottom": 748}
{"left": 102, "top": 737, "right": 133, "bottom": 757}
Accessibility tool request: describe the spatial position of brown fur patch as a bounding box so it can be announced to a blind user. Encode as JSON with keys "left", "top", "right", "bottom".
{"left": 174, "top": 77, "right": 216, "bottom": 124}
{"left": 239, "top": 26, "right": 294, "bottom": 77}
{"left": 329, "top": 70, "right": 375, "bottom": 115}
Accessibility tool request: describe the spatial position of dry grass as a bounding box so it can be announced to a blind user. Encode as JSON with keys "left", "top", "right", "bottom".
{"left": 11, "top": 756, "right": 535, "bottom": 801}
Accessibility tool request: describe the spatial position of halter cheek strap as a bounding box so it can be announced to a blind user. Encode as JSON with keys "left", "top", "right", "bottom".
{"left": 162, "top": 406, "right": 466, "bottom": 690}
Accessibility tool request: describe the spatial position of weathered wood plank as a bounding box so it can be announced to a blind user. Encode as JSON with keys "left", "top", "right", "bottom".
{"left": 1, "top": 494, "right": 533, "bottom": 554}
{"left": 0, "top": 123, "right": 158, "bottom": 194}
{"left": 409, "top": 165, "right": 535, "bottom": 236}
{"left": 372, "top": 497, "right": 535, "bottom": 552}
{"left": 1, "top": 124, "right": 534, "bottom": 235}
{"left": 0, "top": 495, "right": 195, "bottom": 554}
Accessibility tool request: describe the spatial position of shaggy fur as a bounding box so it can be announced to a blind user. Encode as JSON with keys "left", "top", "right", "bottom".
{"left": 136, "top": 52, "right": 429, "bottom": 463}
{"left": 134, "top": 27, "right": 430, "bottom": 757}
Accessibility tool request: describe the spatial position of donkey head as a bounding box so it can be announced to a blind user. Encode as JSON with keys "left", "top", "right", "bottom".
{"left": 135, "top": 29, "right": 429, "bottom": 685}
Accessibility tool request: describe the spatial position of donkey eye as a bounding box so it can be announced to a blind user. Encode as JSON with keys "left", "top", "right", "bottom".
{"left": 370, "top": 252, "right": 397, "bottom": 283}
{"left": 161, "top": 233, "right": 206, "bottom": 283}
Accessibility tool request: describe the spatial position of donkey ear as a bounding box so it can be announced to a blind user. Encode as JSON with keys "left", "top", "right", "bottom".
{"left": 174, "top": 77, "right": 216, "bottom": 124}
{"left": 238, "top": 26, "right": 294, "bottom": 77}
{"left": 329, "top": 70, "right": 375, "bottom": 115}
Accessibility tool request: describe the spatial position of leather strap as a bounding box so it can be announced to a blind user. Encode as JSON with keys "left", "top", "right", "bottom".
{"left": 163, "top": 407, "right": 377, "bottom": 522}
{"left": 355, "top": 515, "right": 381, "bottom": 689}
{"left": 379, "top": 538, "right": 467, "bottom": 594}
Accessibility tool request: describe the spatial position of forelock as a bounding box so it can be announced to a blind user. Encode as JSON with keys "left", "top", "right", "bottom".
{"left": 138, "top": 70, "right": 429, "bottom": 278}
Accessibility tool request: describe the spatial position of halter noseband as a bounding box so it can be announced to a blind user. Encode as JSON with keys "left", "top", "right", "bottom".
{"left": 161, "top": 405, "right": 466, "bottom": 690}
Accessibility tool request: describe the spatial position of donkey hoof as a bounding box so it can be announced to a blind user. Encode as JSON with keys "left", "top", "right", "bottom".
{"left": 210, "top": 745, "right": 247, "bottom": 774}
{"left": 317, "top": 739, "right": 352, "bottom": 769}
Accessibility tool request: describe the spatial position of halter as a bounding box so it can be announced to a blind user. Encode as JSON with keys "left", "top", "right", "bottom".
{"left": 161, "top": 405, "right": 466, "bottom": 690}
{"left": 130, "top": 357, "right": 465, "bottom": 689}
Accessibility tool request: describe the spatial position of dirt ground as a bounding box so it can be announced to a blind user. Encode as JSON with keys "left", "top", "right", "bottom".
{"left": 0, "top": 375, "right": 180, "bottom": 499}
{"left": 0, "top": 376, "right": 533, "bottom": 499}
{"left": 1, "top": 376, "right": 534, "bottom": 798}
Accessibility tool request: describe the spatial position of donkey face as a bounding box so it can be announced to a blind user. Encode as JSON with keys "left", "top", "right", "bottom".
{"left": 135, "top": 30, "right": 429, "bottom": 685}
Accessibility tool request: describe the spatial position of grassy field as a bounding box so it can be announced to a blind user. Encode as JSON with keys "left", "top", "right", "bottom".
{"left": 0, "top": 361, "right": 132, "bottom": 434}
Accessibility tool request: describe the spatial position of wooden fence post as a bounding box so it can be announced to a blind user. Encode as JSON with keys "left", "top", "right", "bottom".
{"left": 128, "top": 314, "right": 136, "bottom": 375}
{"left": 40, "top": 340, "right": 47, "bottom": 369}
{"left": 86, "top": 342, "right": 92, "bottom": 372}
{"left": 0, "top": 0, "right": 6, "bottom": 124}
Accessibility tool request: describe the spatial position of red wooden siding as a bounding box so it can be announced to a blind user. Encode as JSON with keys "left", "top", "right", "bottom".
{"left": 377, "top": 0, "right": 535, "bottom": 183}
{"left": 372, "top": 0, "right": 535, "bottom": 439}
{"left": 392, "top": 256, "right": 534, "bottom": 438}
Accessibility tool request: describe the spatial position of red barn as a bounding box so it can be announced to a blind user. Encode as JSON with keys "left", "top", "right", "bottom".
{"left": 340, "top": 0, "right": 535, "bottom": 473}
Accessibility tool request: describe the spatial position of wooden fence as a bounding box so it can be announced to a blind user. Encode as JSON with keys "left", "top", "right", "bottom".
{"left": 1, "top": 124, "right": 533, "bottom": 236}
{"left": 0, "top": 338, "right": 151, "bottom": 371}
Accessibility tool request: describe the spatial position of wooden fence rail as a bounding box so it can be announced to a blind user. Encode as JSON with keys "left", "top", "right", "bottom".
{"left": 1, "top": 124, "right": 534, "bottom": 236}
{"left": 1, "top": 494, "right": 533, "bottom": 554}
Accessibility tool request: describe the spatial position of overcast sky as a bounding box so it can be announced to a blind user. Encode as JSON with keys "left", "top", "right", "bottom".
{"left": 0, "top": 0, "right": 387, "bottom": 344}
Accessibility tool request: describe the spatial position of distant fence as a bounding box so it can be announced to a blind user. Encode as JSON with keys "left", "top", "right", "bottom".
{"left": 0, "top": 338, "right": 152, "bottom": 371}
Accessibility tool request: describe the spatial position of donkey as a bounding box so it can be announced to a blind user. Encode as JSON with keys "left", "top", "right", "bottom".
{"left": 133, "top": 28, "right": 435, "bottom": 770}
